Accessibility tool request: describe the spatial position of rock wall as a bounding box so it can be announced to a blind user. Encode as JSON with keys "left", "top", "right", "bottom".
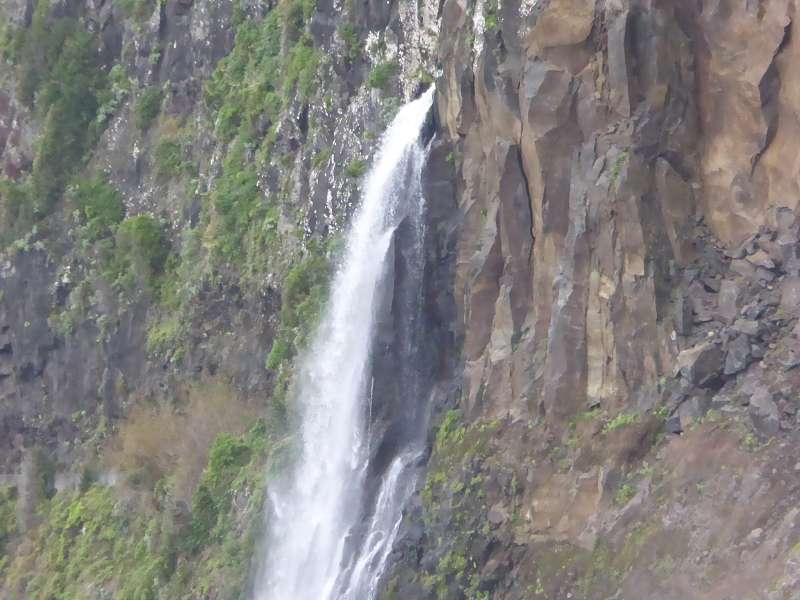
{"left": 380, "top": 1, "right": 800, "bottom": 598}
{"left": 3, "top": 0, "right": 800, "bottom": 598}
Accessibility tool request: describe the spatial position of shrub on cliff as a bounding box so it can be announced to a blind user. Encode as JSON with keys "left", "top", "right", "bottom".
{"left": 104, "top": 214, "right": 169, "bottom": 295}
{"left": 71, "top": 176, "right": 125, "bottom": 241}
{"left": 4, "top": 8, "right": 108, "bottom": 230}
{"left": 266, "top": 247, "right": 330, "bottom": 370}
{"left": 0, "top": 485, "right": 17, "bottom": 553}
{"left": 367, "top": 61, "right": 398, "bottom": 90}
{"left": 133, "top": 86, "right": 163, "bottom": 131}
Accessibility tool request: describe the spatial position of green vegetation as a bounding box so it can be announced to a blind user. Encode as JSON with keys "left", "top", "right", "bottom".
{"left": 266, "top": 248, "right": 331, "bottom": 370}
{"left": 71, "top": 176, "right": 126, "bottom": 241}
{"left": 154, "top": 137, "right": 195, "bottom": 180}
{"left": 518, "top": 519, "right": 690, "bottom": 598}
{"left": 312, "top": 147, "right": 333, "bottom": 170}
{"left": 603, "top": 412, "right": 639, "bottom": 434}
{"left": 133, "top": 86, "right": 163, "bottom": 131}
{"left": 339, "top": 23, "right": 360, "bottom": 61}
{"left": 192, "top": 0, "right": 327, "bottom": 297}
{"left": 3, "top": 419, "right": 273, "bottom": 599}
{"left": 117, "top": 0, "right": 155, "bottom": 21}
{"left": 574, "top": 407, "right": 602, "bottom": 423}
{"left": 284, "top": 37, "right": 321, "bottom": 100}
{"left": 49, "top": 280, "right": 92, "bottom": 337}
{"left": 206, "top": 141, "right": 269, "bottom": 266}
{"left": 104, "top": 214, "right": 170, "bottom": 295}
{"left": 420, "top": 412, "right": 502, "bottom": 600}
{"left": 0, "top": 3, "right": 110, "bottom": 244}
{"left": 0, "top": 485, "right": 17, "bottom": 555}
{"left": 345, "top": 158, "right": 368, "bottom": 178}
{"left": 145, "top": 315, "right": 182, "bottom": 360}
{"left": 203, "top": 0, "right": 319, "bottom": 143}
{"left": 366, "top": 61, "right": 398, "bottom": 90}
{"left": 29, "top": 32, "right": 106, "bottom": 210}
{"left": 610, "top": 149, "right": 629, "bottom": 184}
{"left": 485, "top": 0, "right": 499, "bottom": 30}
{"left": 614, "top": 483, "right": 636, "bottom": 506}
{"left": 205, "top": 9, "right": 283, "bottom": 142}
{"left": 183, "top": 432, "right": 254, "bottom": 553}
{"left": 96, "top": 64, "right": 131, "bottom": 128}
{"left": 417, "top": 68, "right": 435, "bottom": 87}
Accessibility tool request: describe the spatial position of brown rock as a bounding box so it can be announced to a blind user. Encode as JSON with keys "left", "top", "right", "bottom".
{"left": 528, "top": 0, "right": 595, "bottom": 50}
{"left": 747, "top": 249, "right": 776, "bottom": 271}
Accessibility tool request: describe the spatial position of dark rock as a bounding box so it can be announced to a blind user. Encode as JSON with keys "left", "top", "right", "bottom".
{"left": 676, "top": 342, "right": 723, "bottom": 387}
{"left": 710, "top": 391, "right": 734, "bottom": 410}
{"left": 755, "top": 266, "right": 776, "bottom": 284}
{"left": 781, "top": 398, "right": 797, "bottom": 417}
{"left": 689, "top": 280, "right": 717, "bottom": 323}
{"left": 702, "top": 276, "right": 721, "bottom": 293}
{"left": 743, "top": 301, "right": 768, "bottom": 320}
{"left": 665, "top": 415, "right": 683, "bottom": 434}
{"left": 749, "top": 389, "right": 780, "bottom": 436}
{"left": 717, "top": 279, "right": 742, "bottom": 323}
{"left": 673, "top": 295, "right": 693, "bottom": 336}
{"left": 732, "top": 318, "right": 761, "bottom": 337}
{"left": 727, "top": 235, "right": 758, "bottom": 259}
{"left": 781, "top": 322, "right": 800, "bottom": 370}
{"left": 724, "top": 335, "right": 752, "bottom": 376}
{"left": 678, "top": 394, "right": 711, "bottom": 429}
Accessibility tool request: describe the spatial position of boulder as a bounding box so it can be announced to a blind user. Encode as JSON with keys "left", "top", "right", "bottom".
{"left": 724, "top": 335, "right": 752, "bottom": 376}
{"left": 665, "top": 415, "right": 683, "bottom": 434}
{"left": 732, "top": 318, "right": 761, "bottom": 337}
{"left": 675, "top": 342, "right": 723, "bottom": 387}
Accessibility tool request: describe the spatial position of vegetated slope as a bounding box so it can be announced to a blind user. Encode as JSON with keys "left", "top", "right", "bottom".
{"left": 0, "top": 0, "right": 438, "bottom": 596}
{"left": 3, "top": 0, "right": 800, "bottom": 599}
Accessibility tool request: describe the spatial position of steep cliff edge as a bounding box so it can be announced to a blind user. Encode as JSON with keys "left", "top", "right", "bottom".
{"left": 2, "top": 0, "right": 800, "bottom": 598}
{"left": 384, "top": 1, "right": 800, "bottom": 598}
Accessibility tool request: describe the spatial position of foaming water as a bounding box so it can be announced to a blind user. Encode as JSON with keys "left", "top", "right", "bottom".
{"left": 253, "top": 88, "right": 434, "bottom": 600}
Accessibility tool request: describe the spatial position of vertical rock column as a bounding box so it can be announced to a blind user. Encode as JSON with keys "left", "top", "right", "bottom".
{"left": 437, "top": 0, "right": 700, "bottom": 422}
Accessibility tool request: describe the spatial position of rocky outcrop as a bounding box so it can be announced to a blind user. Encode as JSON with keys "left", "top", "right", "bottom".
{"left": 3, "top": 0, "right": 800, "bottom": 597}
{"left": 384, "top": 0, "right": 800, "bottom": 598}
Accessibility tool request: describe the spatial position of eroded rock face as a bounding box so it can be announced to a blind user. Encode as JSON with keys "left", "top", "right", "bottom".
{"left": 692, "top": 0, "right": 800, "bottom": 247}
{"left": 385, "top": 0, "right": 800, "bottom": 598}
{"left": 440, "top": 0, "right": 696, "bottom": 423}
{"left": 4, "top": 0, "right": 800, "bottom": 596}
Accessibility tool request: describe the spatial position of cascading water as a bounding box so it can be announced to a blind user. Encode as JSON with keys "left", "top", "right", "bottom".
{"left": 253, "top": 88, "right": 435, "bottom": 600}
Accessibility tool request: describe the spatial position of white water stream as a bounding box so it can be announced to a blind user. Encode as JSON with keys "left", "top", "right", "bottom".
{"left": 253, "top": 88, "right": 435, "bottom": 600}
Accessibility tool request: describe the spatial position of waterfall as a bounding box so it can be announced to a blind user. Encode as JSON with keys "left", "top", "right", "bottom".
{"left": 253, "top": 88, "right": 435, "bottom": 600}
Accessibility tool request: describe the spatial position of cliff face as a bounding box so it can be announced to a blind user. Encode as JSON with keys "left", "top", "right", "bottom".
{"left": 2, "top": 0, "right": 800, "bottom": 598}
{"left": 389, "top": 1, "right": 800, "bottom": 598}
